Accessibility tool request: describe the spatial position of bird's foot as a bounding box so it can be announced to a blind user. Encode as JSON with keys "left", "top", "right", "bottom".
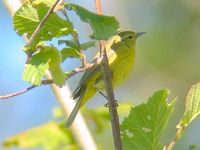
{"left": 99, "top": 92, "right": 119, "bottom": 108}
{"left": 104, "top": 100, "right": 119, "bottom": 108}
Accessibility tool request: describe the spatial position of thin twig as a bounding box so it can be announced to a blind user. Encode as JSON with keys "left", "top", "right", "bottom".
{"left": 62, "top": 9, "right": 87, "bottom": 67}
{"left": 27, "top": 0, "right": 60, "bottom": 45}
{"left": 0, "top": 58, "right": 102, "bottom": 100}
{"left": 166, "top": 127, "right": 184, "bottom": 150}
{"left": 95, "top": 1, "right": 123, "bottom": 150}
{"left": 95, "top": 0, "right": 103, "bottom": 57}
{"left": 100, "top": 46, "right": 122, "bottom": 150}
{"left": 0, "top": 85, "right": 36, "bottom": 100}
{"left": 99, "top": 91, "right": 107, "bottom": 99}
{"left": 25, "top": 0, "right": 61, "bottom": 62}
{"left": 95, "top": 0, "right": 102, "bottom": 14}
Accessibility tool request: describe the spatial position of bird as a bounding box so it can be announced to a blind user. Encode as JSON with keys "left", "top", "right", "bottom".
{"left": 66, "top": 31, "right": 145, "bottom": 127}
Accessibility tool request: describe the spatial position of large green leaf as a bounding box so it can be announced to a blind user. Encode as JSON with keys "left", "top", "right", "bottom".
{"left": 23, "top": 46, "right": 65, "bottom": 86}
{"left": 13, "top": 0, "right": 71, "bottom": 51}
{"left": 178, "top": 82, "right": 200, "bottom": 127}
{"left": 65, "top": 3, "right": 120, "bottom": 40}
{"left": 121, "top": 90, "right": 176, "bottom": 150}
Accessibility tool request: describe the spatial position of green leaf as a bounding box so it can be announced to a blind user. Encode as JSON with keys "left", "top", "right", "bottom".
{"left": 33, "top": 0, "right": 55, "bottom": 7}
{"left": 23, "top": 51, "right": 50, "bottom": 85}
{"left": 61, "top": 48, "right": 81, "bottom": 62}
{"left": 23, "top": 46, "right": 65, "bottom": 86}
{"left": 59, "top": 40, "right": 95, "bottom": 62}
{"left": 84, "top": 103, "right": 133, "bottom": 133}
{"left": 81, "top": 41, "right": 95, "bottom": 50}
{"left": 13, "top": 1, "right": 71, "bottom": 51}
{"left": 178, "top": 82, "right": 200, "bottom": 127}
{"left": 65, "top": 3, "right": 120, "bottom": 40}
{"left": 2, "top": 122, "right": 75, "bottom": 150}
{"left": 58, "top": 39, "right": 69, "bottom": 45}
{"left": 48, "top": 47, "right": 66, "bottom": 87}
{"left": 58, "top": 40, "right": 95, "bottom": 50}
{"left": 189, "top": 145, "right": 197, "bottom": 150}
{"left": 59, "top": 40, "right": 79, "bottom": 50}
{"left": 82, "top": 107, "right": 110, "bottom": 133}
{"left": 121, "top": 90, "right": 176, "bottom": 150}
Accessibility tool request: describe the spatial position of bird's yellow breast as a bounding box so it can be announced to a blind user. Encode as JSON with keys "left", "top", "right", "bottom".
{"left": 109, "top": 47, "right": 135, "bottom": 87}
{"left": 94, "top": 45, "right": 135, "bottom": 90}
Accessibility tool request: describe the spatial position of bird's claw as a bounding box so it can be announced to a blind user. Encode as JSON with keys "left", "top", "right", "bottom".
{"left": 104, "top": 100, "right": 119, "bottom": 108}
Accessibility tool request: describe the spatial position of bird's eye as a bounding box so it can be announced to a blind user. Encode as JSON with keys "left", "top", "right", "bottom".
{"left": 128, "top": 35, "right": 133, "bottom": 39}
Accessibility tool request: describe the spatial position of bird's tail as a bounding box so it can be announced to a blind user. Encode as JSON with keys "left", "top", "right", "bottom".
{"left": 65, "top": 86, "right": 96, "bottom": 127}
{"left": 65, "top": 98, "right": 82, "bottom": 127}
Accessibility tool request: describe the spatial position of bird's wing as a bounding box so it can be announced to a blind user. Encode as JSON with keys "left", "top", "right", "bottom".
{"left": 72, "top": 35, "right": 122, "bottom": 99}
{"left": 65, "top": 85, "right": 86, "bottom": 127}
{"left": 72, "top": 65, "right": 100, "bottom": 99}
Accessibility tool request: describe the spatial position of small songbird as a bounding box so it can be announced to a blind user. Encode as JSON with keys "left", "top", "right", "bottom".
{"left": 66, "top": 31, "right": 145, "bottom": 126}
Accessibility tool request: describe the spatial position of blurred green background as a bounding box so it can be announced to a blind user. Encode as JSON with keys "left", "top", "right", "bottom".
{"left": 0, "top": 0, "right": 200, "bottom": 149}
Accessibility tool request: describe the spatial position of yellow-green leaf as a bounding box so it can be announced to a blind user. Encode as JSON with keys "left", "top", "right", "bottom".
{"left": 13, "top": 0, "right": 71, "bottom": 51}
{"left": 3, "top": 122, "right": 74, "bottom": 150}
{"left": 121, "top": 90, "right": 176, "bottom": 150}
{"left": 23, "top": 46, "right": 65, "bottom": 86}
{"left": 61, "top": 48, "right": 81, "bottom": 62}
{"left": 178, "top": 82, "right": 200, "bottom": 127}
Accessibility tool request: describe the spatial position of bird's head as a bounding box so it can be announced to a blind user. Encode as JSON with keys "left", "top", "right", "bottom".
{"left": 117, "top": 31, "right": 145, "bottom": 47}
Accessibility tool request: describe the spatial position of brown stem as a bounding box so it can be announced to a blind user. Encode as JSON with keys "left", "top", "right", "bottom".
{"left": 166, "top": 127, "right": 184, "bottom": 150}
{"left": 0, "top": 85, "right": 36, "bottom": 99}
{"left": 0, "top": 59, "right": 102, "bottom": 100}
{"left": 95, "top": 0, "right": 102, "bottom": 14}
{"left": 25, "top": 0, "right": 61, "bottom": 62}
{"left": 27, "top": 0, "right": 60, "bottom": 45}
{"left": 61, "top": 9, "right": 87, "bottom": 67}
{"left": 166, "top": 136, "right": 178, "bottom": 150}
{"left": 95, "top": 1, "right": 122, "bottom": 150}
{"left": 100, "top": 44, "right": 122, "bottom": 150}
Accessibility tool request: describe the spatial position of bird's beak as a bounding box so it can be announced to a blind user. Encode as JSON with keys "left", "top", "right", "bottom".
{"left": 136, "top": 32, "right": 145, "bottom": 38}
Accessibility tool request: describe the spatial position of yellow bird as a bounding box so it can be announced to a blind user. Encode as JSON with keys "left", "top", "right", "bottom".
{"left": 66, "top": 31, "right": 145, "bottom": 126}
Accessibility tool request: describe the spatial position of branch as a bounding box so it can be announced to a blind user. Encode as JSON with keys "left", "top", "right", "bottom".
{"left": 100, "top": 44, "right": 123, "bottom": 150}
{"left": 0, "top": 59, "right": 102, "bottom": 100}
{"left": 61, "top": 9, "right": 87, "bottom": 67}
{"left": 27, "top": 0, "right": 60, "bottom": 45}
{"left": 95, "top": 1, "right": 123, "bottom": 150}
{"left": 166, "top": 127, "right": 185, "bottom": 150}
{"left": 0, "top": 85, "right": 36, "bottom": 100}
{"left": 95, "top": 0, "right": 102, "bottom": 14}
{"left": 25, "top": 0, "right": 61, "bottom": 61}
